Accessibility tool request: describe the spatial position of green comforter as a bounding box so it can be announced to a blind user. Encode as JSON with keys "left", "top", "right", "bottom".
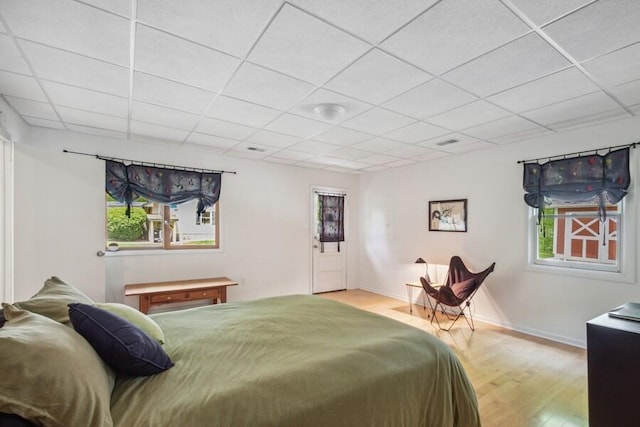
{"left": 110, "top": 295, "right": 480, "bottom": 427}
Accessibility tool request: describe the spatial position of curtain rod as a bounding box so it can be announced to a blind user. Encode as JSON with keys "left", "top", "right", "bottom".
{"left": 315, "top": 191, "right": 347, "bottom": 197}
{"left": 516, "top": 141, "right": 638, "bottom": 164}
{"left": 63, "top": 149, "right": 237, "bottom": 175}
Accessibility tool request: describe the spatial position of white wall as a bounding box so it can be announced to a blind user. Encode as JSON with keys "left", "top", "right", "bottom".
{"left": 357, "top": 116, "right": 640, "bottom": 347}
{"left": 13, "top": 127, "right": 359, "bottom": 306}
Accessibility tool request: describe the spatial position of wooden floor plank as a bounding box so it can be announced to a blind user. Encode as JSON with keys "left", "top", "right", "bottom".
{"left": 318, "top": 289, "right": 588, "bottom": 427}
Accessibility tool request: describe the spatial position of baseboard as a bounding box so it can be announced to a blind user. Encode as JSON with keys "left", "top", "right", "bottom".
{"left": 357, "top": 286, "right": 586, "bottom": 349}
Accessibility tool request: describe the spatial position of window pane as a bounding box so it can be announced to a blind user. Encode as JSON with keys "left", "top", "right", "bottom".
{"left": 168, "top": 199, "right": 217, "bottom": 247}
{"left": 106, "top": 195, "right": 160, "bottom": 249}
{"left": 535, "top": 204, "right": 619, "bottom": 269}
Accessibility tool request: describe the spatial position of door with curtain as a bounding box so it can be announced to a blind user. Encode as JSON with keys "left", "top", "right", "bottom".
{"left": 311, "top": 188, "right": 347, "bottom": 293}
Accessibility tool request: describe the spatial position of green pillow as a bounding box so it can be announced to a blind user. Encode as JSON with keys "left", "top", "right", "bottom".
{"left": 0, "top": 304, "right": 114, "bottom": 427}
{"left": 95, "top": 302, "right": 165, "bottom": 344}
{"left": 13, "top": 277, "right": 94, "bottom": 325}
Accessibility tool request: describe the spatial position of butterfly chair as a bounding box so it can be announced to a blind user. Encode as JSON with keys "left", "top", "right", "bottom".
{"left": 420, "top": 256, "right": 495, "bottom": 331}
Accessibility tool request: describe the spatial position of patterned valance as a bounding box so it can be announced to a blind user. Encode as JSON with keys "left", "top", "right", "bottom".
{"left": 106, "top": 160, "right": 222, "bottom": 221}
{"left": 523, "top": 147, "right": 630, "bottom": 220}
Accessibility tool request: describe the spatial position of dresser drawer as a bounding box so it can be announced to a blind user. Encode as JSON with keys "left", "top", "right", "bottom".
{"left": 150, "top": 291, "right": 189, "bottom": 304}
{"left": 149, "top": 288, "right": 222, "bottom": 304}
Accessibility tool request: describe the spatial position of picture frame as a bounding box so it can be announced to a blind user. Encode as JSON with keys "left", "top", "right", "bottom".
{"left": 429, "top": 199, "right": 467, "bottom": 232}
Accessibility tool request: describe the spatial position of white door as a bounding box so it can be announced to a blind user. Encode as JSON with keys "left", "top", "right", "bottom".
{"left": 311, "top": 188, "right": 347, "bottom": 293}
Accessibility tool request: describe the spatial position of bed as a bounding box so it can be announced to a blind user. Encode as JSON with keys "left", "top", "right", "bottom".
{"left": 1, "top": 277, "right": 480, "bottom": 427}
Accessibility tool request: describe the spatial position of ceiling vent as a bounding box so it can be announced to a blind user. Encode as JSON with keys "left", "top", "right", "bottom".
{"left": 247, "top": 146, "right": 266, "bottom": 152}
{"left": 436, "top": 138, "right": 459, "bottom": 146}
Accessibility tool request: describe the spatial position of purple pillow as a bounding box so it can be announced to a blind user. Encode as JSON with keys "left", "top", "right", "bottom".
{"left": 68, "top": 303, "right": 173, "bottom": 376}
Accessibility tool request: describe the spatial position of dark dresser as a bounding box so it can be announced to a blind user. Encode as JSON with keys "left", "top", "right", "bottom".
{"left": 587, "top": 313, "right": 640, "bottom": 427}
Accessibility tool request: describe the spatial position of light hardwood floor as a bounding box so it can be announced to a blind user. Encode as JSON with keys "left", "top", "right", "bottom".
{"left": 318, "top": 289, "right": 588, "bottom": 427}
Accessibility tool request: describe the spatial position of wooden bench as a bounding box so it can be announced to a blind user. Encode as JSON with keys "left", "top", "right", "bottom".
{"left": 124, "top": 277, "right": 238, "bottom": 314}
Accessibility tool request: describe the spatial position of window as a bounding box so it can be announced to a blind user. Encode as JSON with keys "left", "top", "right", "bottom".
{"left": 106, "top": 194, "right": 219, "bottom": 250}
{"left": 531, "top": 202, "right": 621, "bottom": 272}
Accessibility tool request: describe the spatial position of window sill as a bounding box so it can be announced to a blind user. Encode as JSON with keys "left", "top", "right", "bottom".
{"left": 526, "top": 262, "right": 635, "bottom": 284}
{"left": 104, "top": 248, "right": 222, "bottom": 257}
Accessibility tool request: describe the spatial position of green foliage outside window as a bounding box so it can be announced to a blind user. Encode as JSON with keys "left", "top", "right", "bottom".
{"left": 107, "top": 207, "right": 147, "bottom": 241}
{"left": 538, "top": 208, "right": 555, "bottom": 259}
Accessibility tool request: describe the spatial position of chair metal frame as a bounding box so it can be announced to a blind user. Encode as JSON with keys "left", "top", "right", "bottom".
{"left": 420, "top": 256, "right": 495, "bottom": 331}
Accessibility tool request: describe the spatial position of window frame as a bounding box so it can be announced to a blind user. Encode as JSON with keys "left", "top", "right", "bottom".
{"left": 526, "top": 198, "right": 636, "bottom": 283}
{"left": 105, "top": 198, "right": 220, "bottom": 252}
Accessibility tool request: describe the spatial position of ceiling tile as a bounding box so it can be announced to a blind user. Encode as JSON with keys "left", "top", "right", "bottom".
{"left": 443, "top": 33, "right": 571, "bottom": 97}
{"left": 130, "top": 120, "right": 189, "bottom": 142}
{"left": 426, "top": 100, "right": 512, "bottom": 130}
{"left": 135, "top": 25, "right": 239, "bottom": 92}
{"left": 223, "top": 62, "right": 314, "bottom": 110}
{"left": 508, "top": 0, "right": 592, "bottom": 25}
{"left": 23, "top": 116, "right": 64, "bottom": 129}
{"left": 381, "top": 0, "right": 529, "bottom": 75}
{"left": 182, "top": 143, "right": 227, "bottom": 156}
{"left": 5, "top": 96, "right": 56, "bottom": 120}
{"left": 265, "top": 113, "right": 329, "bottom": 138}
{"left": 289, "top": 0, "right": 436, "bottom": 43}
{"left": 329, "top": 147, "right": 371, "bottom": 160}
{"left": 57, "top": 106, "right": 127, "bottom": 131}
{"left": 226, "top": 142, "right": 274, "bottom": 159}
{"left": 488, "top": 67, "right": 599, "bottom": 112}
{"left": 185, "top": 133, "right": 239, "bottom": 150}
{"left": 492, "top": 127, "right": 554, "bottom": 145}
{"left": 78, "top": 0, "right": 132, "bottom": 17}
{"left": 206, "top": 96, "right": 281, "bottom": 128}
{"left": 583, "top": 42, "right": 640, "bottom": 87}
{"left": 291, "top": 140, "right": 341, "bottom": 155}
{"left": 358, "top": 153, "right": 401, "bottom": 165}
{"left": 248, "top": 4, "right": 370, "bottom": 84}
{"left": 132, "top": 71, "right": 215, "bottom": 114}
{"left": 325, "top": 49, "right": 432, "bottom": 104}
{"left": 351, "top": 137, "right": 408, "bottom": 153}
{"left": 131, "top": 101, "right": 201, "bottom": 130}
{"left": 137, "top": 0, "right": 281, "bottom": 57}
{"left": 462, "top": 115, "right": 547, "bottom": 141}
{"left": 385, "top": 158, "right": 417, "bottom": 168}
{"left": 266, "top": 149, "right": 314, "bottom": 161}
{"left": 543, "top": 0, "right": 640, "bottom": 61}
{"left": 195, "top": 117, "right": 257, "bottom": 140}
{"left": 0, "top": 0, "right": 130, "bottom": 65}
{"left": 20, "top": 40, "right": 129, "bottom": 96}
{"left": 246, "top": 129, "right": 301, "bottom": 148}
{"left": 67, "top": 124, "right": 127, "bottom": 139}
{"left": 42, "top": 81, "right": 128, "bottom": 117}
{"left": 383, "top": 79, "right": 477, "bottom": 119}
{"left": 383, "top": 121, "right": 449, "bottom": 143}
{"left": 0, "top": 70, "right": 46, "bottom": 101}
{"left": 332, "top": 159, "right": 372, "bottom": 170}
{"left": 419, "top": 133, "right": 494, "bottom": 154}
{"left": 0, "top": 34, "right": 31, "bottom": 74}
{"left": 342, "top": 108, "right": 415, "bottom": 135}
{"left": 385, "top": 143, "right": 438, "bottom": 158}
{"left": 291, "top": 88, "right": 371, "bottom": 124}
{"left": 520, "top": 92, "right": 628, "bottom": 129}
{"left": 313, "top": 126, "right": 373, "bottom": 146}
{"left": 608, "top": 79, "right": 640, "bottom": 107}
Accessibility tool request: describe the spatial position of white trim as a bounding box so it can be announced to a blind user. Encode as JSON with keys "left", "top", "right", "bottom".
{"left": 1, "top": 139, "right": 14, "bottom": 302}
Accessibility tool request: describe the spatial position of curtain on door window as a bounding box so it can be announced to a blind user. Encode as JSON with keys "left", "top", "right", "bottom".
{"left": 318, "top": 194, "right": 345, "bottom": 253}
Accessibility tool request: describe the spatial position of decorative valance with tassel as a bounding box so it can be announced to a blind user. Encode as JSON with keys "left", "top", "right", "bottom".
{"left": 105, "top": 160, "right": 222, "bottom": 222}
{"left": 522, "top": 147, "right": 631, "bottom": 221}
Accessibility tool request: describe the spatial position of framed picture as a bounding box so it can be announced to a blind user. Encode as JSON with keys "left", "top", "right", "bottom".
{"left": 429, "top": 199, "right": 467, "bottom": 232}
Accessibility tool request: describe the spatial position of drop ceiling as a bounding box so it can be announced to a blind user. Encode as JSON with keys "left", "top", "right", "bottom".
{"left": 0, "top": 0, "right": 639, "bottom": 173}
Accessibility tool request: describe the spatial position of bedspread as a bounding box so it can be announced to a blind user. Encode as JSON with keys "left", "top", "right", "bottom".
{"left": 110, "top": 295, "right": 480, "bottom": 427}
